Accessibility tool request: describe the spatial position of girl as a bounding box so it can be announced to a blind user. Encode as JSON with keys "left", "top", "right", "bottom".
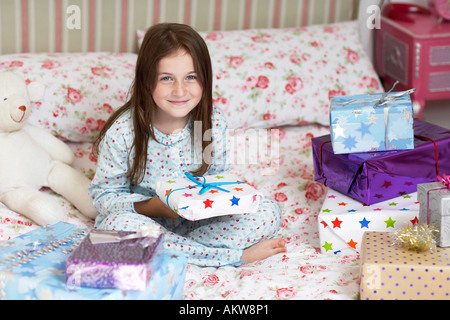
{"left": 89, "top": 23, "right": 286, "bottom": 267}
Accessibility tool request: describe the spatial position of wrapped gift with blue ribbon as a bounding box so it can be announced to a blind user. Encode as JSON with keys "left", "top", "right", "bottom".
{"left": 156, "top": 172, "right": 264, "bottom": 221}
{"left": 330, "top": 82, "right": 415, "bottom": 154}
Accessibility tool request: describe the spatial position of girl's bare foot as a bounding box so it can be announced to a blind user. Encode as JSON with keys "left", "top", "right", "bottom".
{"left": 241, "top": 238, "right": 287, "bottom": 264}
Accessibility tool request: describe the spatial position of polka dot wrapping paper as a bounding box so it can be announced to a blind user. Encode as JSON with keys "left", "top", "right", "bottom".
{"left": 360, "top": 231, "right": 450, "bottom": 300}
{"left": 155, "top": 173, "right": 263, "bottom": 221}
{"left": 319, "top": 188, "right": 419, "bottom": 254}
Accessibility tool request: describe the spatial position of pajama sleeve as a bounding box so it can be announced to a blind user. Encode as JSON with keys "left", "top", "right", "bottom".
{"left": 88, "top": 116, "right": 149, "bottom": 216}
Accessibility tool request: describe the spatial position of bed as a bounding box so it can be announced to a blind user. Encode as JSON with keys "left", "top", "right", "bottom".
{"left": 0, "top": 0, "right": 384, "bottom": 300}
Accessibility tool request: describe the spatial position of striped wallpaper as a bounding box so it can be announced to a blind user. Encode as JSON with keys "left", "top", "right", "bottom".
{"left": 0, "top": 0, "right": 359, "bottom": 54}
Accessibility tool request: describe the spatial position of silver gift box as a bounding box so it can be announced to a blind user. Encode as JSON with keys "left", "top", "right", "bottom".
{"left": 418, "top": 182, "right": 450, "bottom": 247}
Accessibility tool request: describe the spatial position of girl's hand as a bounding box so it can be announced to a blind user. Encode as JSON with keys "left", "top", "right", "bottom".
{"left": 134, "top": 196, "right": 179, "bottom": 219}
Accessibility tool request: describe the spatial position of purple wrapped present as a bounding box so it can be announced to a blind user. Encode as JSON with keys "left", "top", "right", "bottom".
{"left": 313, "top": 120, "right": 450, "bottom": 205}
{"left": 66, "top": 225, "right": 164, "bottom": 291}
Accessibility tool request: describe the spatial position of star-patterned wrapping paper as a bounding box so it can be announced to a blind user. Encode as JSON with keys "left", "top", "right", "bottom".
{"left": 318, "top": 188, "right": 419, "bottom": 255}
{"left": 0, "top": 222, "right": 187, "bottom": 300}
{"left": 155, "top": 174, "right": 263, "bottom": 221}
{"left": 330, "top": 91, "right": 414, "bottom": 154}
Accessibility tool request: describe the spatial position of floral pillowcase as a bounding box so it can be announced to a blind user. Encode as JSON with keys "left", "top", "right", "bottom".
{"left": 0, "top": 52, "right": 136, "bottom": 142}
{"left": 1, "top": 21, "right": 381, "bottom": 143}
{"left": 140, "top": 20, "right": 382, "bottom": 130}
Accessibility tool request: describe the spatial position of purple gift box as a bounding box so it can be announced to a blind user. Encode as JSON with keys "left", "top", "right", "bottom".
{"left": 66, "top": 229, "right": 164, "bottom": 291}
{"left": 312, "top": 120, "right": 450, "bottom": 205}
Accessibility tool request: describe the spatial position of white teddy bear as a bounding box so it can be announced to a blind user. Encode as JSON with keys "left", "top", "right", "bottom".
{"left": 0, "top": 72, "right": 97, "bottom": 225}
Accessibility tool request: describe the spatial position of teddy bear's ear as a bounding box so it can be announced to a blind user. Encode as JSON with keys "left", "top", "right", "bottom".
{"left": 27, "top": 81, "right": 45, "bottom": 101}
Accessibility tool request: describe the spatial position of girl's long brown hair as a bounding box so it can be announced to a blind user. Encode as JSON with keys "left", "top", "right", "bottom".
{"left": 93, "top": 23, "right": 213, "bottom": 185}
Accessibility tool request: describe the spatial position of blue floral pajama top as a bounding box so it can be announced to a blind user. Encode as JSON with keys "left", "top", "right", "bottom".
{"left": 88, "top": 108, "right": 282, "bottom": 267}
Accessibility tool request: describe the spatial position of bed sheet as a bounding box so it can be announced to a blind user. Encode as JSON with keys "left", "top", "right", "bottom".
{"left": 183, "top": 124, "right": 360, "bottom": 300}
{"left": 0, "top": 124, "right": 361, "bottom": 300}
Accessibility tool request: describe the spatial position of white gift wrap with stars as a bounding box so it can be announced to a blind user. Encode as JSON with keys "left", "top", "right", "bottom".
{"left": 156, "top": 173, "right": 263, "bottom": 221}
{"left": 318, "top": 188, "right": 419, "bottom": 254}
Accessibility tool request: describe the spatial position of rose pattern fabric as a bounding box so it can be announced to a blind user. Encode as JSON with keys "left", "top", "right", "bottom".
{"left": 0, "top": 125, "right": 361, "bottom": 300}
{"left": 0, "top": 21, "right": 378, "bottom": 299}
{"left": 142, "top": 20, "right": 380, "bottom": 130}
{"left": 1, "top": 21, "right": 381, "bottom": 143}
{"left": 0, "top": 52, "right": 136, "bottom": 142}
{"left": 203, "top": 20, "right": 381, "bottom": 129}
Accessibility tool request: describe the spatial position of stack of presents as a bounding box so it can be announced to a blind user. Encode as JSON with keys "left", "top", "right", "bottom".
{"left": 312, "top": 85, "right": 450, "bottom": 300}
{"left": 0, "top": 172, "right": 263, "bottom": 300}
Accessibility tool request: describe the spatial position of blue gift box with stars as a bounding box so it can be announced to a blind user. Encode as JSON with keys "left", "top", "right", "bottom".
{"left": 330, "top": 91, "right": 414, "bottom": 154}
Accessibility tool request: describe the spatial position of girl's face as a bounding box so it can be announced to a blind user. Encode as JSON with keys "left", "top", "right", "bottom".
{"left": 152, "top": 49, "right": 203, "bottom": 134}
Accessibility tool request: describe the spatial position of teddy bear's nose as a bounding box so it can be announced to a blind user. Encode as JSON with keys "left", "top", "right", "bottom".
{"left": 18, "top": 105, "right": 26, "bottom": 112}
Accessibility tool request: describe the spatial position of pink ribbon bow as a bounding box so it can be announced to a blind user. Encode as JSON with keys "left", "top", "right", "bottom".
{"left": 426, "top": 174, "right": 450, "bottom": 224}
{"left": 437, "top": 174, "right": 450, "bottom": 189}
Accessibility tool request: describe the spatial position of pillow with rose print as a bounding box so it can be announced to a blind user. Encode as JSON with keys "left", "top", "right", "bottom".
{"left": 138, "top": 21, "right": 381, "bottom": 128}
{"left": 201, "top": 20, "right": 382, "bottom": 129}
{"left": 0, "top": 52, "right": 136, "bottom": 142}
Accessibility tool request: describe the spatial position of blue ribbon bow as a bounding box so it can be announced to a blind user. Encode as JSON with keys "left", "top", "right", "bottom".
{"left": 164, "top": 172, "right": 246, "bottom": 208}
{"left": 184, "top": 172, "right": 245, "bottom": 195}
